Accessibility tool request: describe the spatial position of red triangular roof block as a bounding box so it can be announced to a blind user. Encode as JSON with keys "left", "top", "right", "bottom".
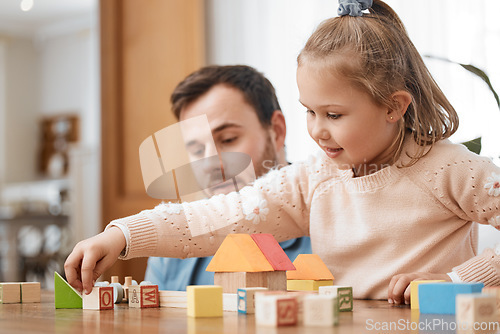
{"left": 251, "top": 234, "right": 296, "bottom": 271}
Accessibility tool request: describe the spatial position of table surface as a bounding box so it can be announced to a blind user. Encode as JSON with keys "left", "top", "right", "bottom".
{"left": 0, "top": 291, "right": 482, "bottom": 334}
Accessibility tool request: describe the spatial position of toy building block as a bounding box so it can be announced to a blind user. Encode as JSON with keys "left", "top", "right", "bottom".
{"left": 409, "top": 280, "right": 446, "bottom": 310}
{"left": 54, "top": 272, "right": 82, "bottom": 309}
{"left": 20, "top": 282, "right": 41, "bottom": 303}
{"left": 83, "top": 286, "right": 114, "bottom": 310}
{"left": 0, "top": 283, "right": 21, "bottom": 304}
{"left": 287, "top": 279, "right": 334, "bottom": 292}
{"left": 111, "top": 276, "right": 119, "bottom": 284}
{"left": 237, "top": 287, "right": 268, "bottom": 314}
{"left": 456, "top": 293, "right": 498, "bottom": 331}
{"left": 302, "top": 294, "right": 338, "bottom": 327}
{"left": 223, "top": 293, "right": 238, "bottom": 312}
{"left": 255, "top": 293, "right": 298, "bottom": 327}
{"left": 207, "top": 234, "right": 294, "bottom": 293}
{"left": 286, "top": 254, "right": 334, "bottom": 281}
{"left": 214, "top": 271, "right": 286, "bottom": 294}
{"left": 286, "top": 254, "right": 334, "bottom": 292}
{"left": 419, "top": 282, "right": 484, "bottom": 314}
{"left": 187, "top": 285, "right": 223, "bottom": 318}
{"left": 109, "top": 283, "right": 124, "bottom": 304}
{"left": 159, "top": 290, "right": 187, "bottom": 308}
{"left": 122, "top": 276, "right": 137, "bottom": 302}
{"left": 94, "top": 282, "right": 109, "bottom": 287}
{"left": 482, "top": 286, "right": 500, "bottom": 312}
{"left": 128, "top": 284, "right": 159, "bottom": 308}
{"left": 319, "top": 285, "right": 353, "bottom": 312}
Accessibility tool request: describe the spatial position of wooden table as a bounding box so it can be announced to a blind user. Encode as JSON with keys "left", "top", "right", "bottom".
{"left": 0, "top": 291, "right": 475, "bottom": 333}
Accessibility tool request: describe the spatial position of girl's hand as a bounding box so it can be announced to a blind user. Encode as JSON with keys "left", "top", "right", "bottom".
{"left": 387, "top": 272, "right": 451, "bottom": 305}
{"left": 64, "top": 227, "right": 126, "bottom": 295}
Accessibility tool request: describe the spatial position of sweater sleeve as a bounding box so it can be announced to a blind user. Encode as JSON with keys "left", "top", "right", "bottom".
{"left": 106, "top": 154, "right": 329, "bottom": 260}
{"left": 418, "top": 142, "right": 500, "bottom": 285}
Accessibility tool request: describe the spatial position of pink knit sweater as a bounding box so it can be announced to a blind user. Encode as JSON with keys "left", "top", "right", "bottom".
{"left": 109, "top": 139, "right": 500, "bottom": 299}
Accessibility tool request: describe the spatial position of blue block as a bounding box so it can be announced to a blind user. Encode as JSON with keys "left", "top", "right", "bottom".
{"left": 419, "top": 282, "right": 484, "bottom": 314}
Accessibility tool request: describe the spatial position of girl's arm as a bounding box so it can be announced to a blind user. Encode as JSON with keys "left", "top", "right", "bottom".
{"left": 65, "top": 155, "right": 328, "bottom": 293}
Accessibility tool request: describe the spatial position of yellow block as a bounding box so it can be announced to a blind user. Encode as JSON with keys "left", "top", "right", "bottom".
{"left": 409, "top": 280, "right": 446, "bottom": 310}
{"left": 287, "top": 280, "right": 334, "bottom": 291}
{"left": 286, "top": 254, "right": 334, "bottom": 280}
{"left": 187, "top": 285, "right": 223, "bottom": 317}
{"left": 206, "top": 234, "right": 274, "bottom": 272}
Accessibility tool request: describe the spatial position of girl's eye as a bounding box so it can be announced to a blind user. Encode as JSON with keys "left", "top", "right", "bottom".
{"left": 306, "top": 109, "right": 315, "bottom": 116}
{"left": 327, "top": 113, "right": 341, "bottom": 120}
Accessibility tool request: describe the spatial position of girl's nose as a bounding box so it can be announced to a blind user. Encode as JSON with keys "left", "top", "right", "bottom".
{"left": 310, "top": 121, "right": 330, "bottom": 141}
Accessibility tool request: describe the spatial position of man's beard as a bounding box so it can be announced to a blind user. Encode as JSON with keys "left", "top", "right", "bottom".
{"left": 253, "top": 133, "right": 278, "bottom": 178}
{"left": 205, "top": 133, "right": 278, "bottom": 197}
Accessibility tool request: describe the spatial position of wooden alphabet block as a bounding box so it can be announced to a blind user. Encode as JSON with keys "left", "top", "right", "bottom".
{"left": 302, "top": 295, "right": 338, "bottom": 327}
{"left": 286, "top": 279, "right": 333, "bottom": 291}
{"left": 456, "top": 293, "right": 498, "bottom": 332}
{"left": 128, "top": 285, "right": 159, "bottom": 308}
{"left": 237, "top": 287, "right": 268, "bottom": 314}
{"left": 83, "top": 287, "right": 114, "bottom": 310}
{"left": 482, "top": 286, "right": 500, "bottom": 312}
{"left": 318, "top": 285, "right": 353, "bottom": 312}
{"left": 419, "top": 282, "right": 484, "bottom": 314}
{"left": 20, "top": 282, "right": 41, "bottom": 303}
{"left": 54, "top": 272, "right": 82, "bottom": 309}
{"left": 0, "top": 283, "right": 21, "bottom": 304}
{"left": 187, "top": 285, "right": 223, "bottom": 318}
{"left": 255, "top": 293, "right": 298, "bottom": 327}
{"left": 409, "top": 280, "right": 446, "bottom": 310}
{"left": 159, "top": 290, "right": 187, "bottom": 308}
{"left": 223, "top": 293, "right": 238, "bottom": 312}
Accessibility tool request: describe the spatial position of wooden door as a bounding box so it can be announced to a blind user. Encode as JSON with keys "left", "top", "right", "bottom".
{"left": 100, "top": 0, "right": 205, "bottom": 282}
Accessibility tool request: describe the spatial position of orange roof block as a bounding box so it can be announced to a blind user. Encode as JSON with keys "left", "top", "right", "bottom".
{"left": 286, "top": 254, "right": 334, "bottom": 280}
{"left": 206, "top": 233, "right": 295, "bottom": 273}
{"left": 206, "top": 234, "right": 274, "bottom": 272}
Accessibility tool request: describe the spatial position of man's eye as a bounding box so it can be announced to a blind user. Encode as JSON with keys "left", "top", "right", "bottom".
{"left": 221, "top": 137, "right": 237, "bottom": 145}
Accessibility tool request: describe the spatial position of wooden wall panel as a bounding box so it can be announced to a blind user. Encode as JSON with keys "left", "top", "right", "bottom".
{"left": 100, "top": 0, "right": 205, "bottom": 282}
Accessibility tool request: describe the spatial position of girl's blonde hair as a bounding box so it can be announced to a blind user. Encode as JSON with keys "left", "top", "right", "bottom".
{"left": 297, "top": 0, "right": 459, "bottom": 166}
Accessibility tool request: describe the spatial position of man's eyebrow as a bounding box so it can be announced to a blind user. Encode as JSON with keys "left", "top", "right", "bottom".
{"left": 212, "top": 122, "right": 243, "bottom": 134}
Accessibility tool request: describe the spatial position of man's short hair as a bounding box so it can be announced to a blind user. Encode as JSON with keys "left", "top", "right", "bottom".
{"left": 171, "top": 65, "right": 281, "bottom": 126}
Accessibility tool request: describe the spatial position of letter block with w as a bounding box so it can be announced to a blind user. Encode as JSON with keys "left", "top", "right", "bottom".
{"left": 129, "top": 285, "right": 159, "bottom": 308}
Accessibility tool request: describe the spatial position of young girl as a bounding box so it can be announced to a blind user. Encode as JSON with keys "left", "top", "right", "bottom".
{"left": 65, "top": 0, "right": 500, "bottom": 303}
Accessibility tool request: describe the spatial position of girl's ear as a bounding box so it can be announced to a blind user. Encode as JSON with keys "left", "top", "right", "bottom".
{"left": 387, "top": 91, "right": 412, "bottom": 123}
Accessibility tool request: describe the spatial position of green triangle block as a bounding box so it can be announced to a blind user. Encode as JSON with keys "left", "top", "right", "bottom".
{"left": 54, "top": 271, "right": 82, "bottom": 309}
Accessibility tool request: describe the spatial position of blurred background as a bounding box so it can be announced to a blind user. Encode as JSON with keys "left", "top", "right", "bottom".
{"left": 0, "top": 0, "right": 498, "bottom": 288}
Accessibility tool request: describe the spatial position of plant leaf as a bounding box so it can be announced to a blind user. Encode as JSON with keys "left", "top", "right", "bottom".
{"left": 461, "top": 137, "right": 482, "bottom": 155}
{"left": 425, "top": 55, "right": 500, "bottom": 110}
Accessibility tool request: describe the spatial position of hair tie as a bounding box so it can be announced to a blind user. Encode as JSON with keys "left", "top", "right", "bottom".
{"left": 338, "top": 0, "right": 373, "bottom": 17}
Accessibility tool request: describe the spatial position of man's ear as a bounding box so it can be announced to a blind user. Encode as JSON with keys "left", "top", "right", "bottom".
{"left": 269, "top": 110, "right": 287, "bottom": 151}
{"left": 387, "top": 91, "right": 412, "bottom": 123}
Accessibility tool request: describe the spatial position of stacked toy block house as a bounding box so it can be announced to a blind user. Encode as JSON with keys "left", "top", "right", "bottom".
{"left": 411, "top": 281, "right": 500, "bottom": 332}
{"left": 286, "top": 254, "right": 334, "bottom": 291}
{"left": 205, "top": 233, "right": 296, "bottom": 293}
